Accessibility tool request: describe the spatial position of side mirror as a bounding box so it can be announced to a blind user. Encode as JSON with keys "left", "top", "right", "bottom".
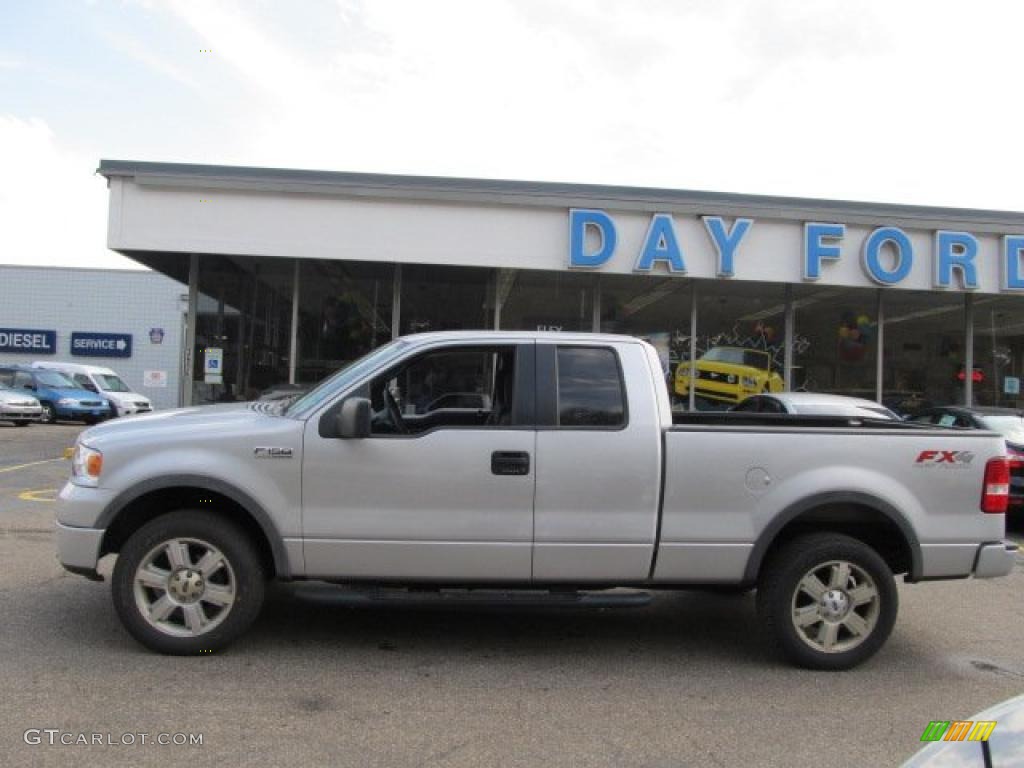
{"left": 336, "top": 397, "right": 371, "bottom": 439}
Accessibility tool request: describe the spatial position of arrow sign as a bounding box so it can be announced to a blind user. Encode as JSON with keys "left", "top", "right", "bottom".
{"left": 71, "top": 332, "right": 133, "bottom": 358}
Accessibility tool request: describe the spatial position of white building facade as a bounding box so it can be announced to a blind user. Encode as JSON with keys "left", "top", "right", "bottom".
{"left": 0, "top": 265, "right": 186, "bottom": 410}
{"left": 96, "top": 160, "right": 1024, "bottom": 412}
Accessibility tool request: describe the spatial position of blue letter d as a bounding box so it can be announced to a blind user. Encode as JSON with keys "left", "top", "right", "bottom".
{"left": 569, "top": 209, "right": 617, "bottom": 268}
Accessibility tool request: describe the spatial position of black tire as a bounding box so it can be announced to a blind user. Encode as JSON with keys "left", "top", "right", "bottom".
{"left": 757, "top": 533, "right": 897, "bottom": 670}
{"left": 112, "top": 511, "right": 266, "bottom": 655}
{"left": 14, "top": 420, "right": 30, "bottom": 427}
{"left": 39, "top": 403, "right": 56, "bottom": 424}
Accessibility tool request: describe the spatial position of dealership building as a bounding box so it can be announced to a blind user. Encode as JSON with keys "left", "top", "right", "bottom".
{"left": 0, "top": 265, "right": 186, "bottom": 410}
{"left": 92, "top": 159, "right": 1024, "bottom": 412}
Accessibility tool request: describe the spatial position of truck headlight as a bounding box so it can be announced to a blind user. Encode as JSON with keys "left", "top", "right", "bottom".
{"left": 741, "top": 376, "right": 758, "bottom": 389}
{"left": 71, "top": 443, "right": 103, "bottom": 487}
{"left": 58, "top": 398, "right": 77, "bottom": 406}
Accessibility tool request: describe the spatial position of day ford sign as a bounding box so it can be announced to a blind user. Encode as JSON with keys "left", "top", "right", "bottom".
{"left": 568, "top": 209, "right": 1024, "bottom": 292}
{"left": 71, "top": 332, "right": 132, "bottom": 358}
{"left": 0, "top": 328, "right": 56, "bottom": 355}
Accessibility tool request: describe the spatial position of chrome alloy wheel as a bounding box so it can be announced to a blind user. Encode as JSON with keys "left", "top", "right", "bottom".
{"left": 133, "top": 538, "right": 236, "bottom": 638}
{"left": 790, "top": 559, "right": 880, "bottom": 654}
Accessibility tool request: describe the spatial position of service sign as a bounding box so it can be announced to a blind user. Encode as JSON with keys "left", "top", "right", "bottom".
{"left": 71, "top": 332, "right": 132, "bottom": 358}
{"left": 0, "top": 328, "right": 56, "bottom": 355}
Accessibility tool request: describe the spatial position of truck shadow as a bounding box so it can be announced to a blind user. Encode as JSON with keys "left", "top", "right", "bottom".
{"left": 253, "top": 584, "right": 768, "bottom": 666}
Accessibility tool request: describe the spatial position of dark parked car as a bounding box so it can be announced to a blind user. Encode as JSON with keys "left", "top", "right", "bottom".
{"left": 908, "top": 406, "right": 1024, "bottom": 513}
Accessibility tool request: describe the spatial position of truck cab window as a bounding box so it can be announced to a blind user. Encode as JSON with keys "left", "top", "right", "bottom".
{"left": 369, "top": 346, "right": 516, "bottom": 435}
{"left": 556, "top": 347, "right": 625, "bottom": 428}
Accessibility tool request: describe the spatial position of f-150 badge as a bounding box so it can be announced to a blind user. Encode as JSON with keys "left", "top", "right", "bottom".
{"left": 254, "top": 447, "right": 293, "bottom": 459}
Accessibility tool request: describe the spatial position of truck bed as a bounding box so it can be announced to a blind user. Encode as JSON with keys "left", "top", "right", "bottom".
{"left": 655, "top": 412, "right": 1006, "bottom": 584}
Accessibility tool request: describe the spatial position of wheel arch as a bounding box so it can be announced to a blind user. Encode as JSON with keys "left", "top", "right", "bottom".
{"left": 744, "top": 491, "right": 922, "bottom": 584}
{"left": 97, "top": 475, "right": 290, "bottom": 580}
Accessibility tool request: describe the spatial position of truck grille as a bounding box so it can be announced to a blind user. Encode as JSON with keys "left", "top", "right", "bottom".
{"left": 698, "top": 370, "right": 737, "bottom": 384}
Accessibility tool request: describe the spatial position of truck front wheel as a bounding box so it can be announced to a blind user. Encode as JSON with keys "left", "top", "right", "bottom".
{"left": 111, "top": 511, "right": 265, "bottom": 655}
{"left": 757, "top": 533, "right": 897, "bottom": 670}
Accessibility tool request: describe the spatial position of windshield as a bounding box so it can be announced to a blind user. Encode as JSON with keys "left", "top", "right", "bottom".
{"left": 35, "top": 370, "right": 77, "bottom": 389}
{"left": 979, "top": 414, "right": 1024, "bottom": 443}
{"left": 284, "top": 340, "right": 410, "bottom": 418}
{"left": 95, "top": 374, "right": 131, "bottom": 392}
{"left": 701, "top": 347, "right": 770, "bottom": 369}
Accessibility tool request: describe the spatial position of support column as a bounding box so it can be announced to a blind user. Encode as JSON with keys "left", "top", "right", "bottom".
{"left": 182, "top": 253, "right": 198, "bottom": 407}
{"left": 964, "top": 293, "right": 974, "bottom": 406}
{"left": 391, "top": 264, "right": 402, "bottom": 340}
{"left": 783, "top": 284, "right": 795, "bottom": 391}
{"left": 592, "top": 275, "right": 601, "bottom": 333}
{"left": 875, "top": 289, "right": 885, "bottom": 403}
{"left": 288, "top": 259, "right": 300, "bottom": 385}
{"left": 689, "top": 282, "right": 698, "bottom": 412}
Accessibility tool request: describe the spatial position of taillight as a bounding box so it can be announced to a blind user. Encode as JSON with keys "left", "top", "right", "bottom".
{"left": 981, "top": 457, "right": 1010, "bottom": 514}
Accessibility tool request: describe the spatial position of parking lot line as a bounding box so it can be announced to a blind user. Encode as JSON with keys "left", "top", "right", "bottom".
{"left": 0, "top": 458, "right": 65, "bottom": 474}
{"left": 17, "top": 488, "right": 58, "bottom": 502}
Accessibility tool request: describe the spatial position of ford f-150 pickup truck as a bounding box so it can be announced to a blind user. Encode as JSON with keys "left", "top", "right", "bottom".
{"left": 56, "top": 332, "right": 1019, "bottom": 669}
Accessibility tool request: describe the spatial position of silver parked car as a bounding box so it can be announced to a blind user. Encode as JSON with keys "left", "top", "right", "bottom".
{"left": 731, "top": 392, "right": 900, "bottom": 420}
{"left": 0, "top": 383, "right": 43, "bottom": 426}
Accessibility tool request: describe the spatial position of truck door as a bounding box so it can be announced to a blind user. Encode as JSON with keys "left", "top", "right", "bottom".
{"left": 301, "top": 341, "right": 537, "bottom": 582}
{"left": 532, "top": 343, "right": 661, "bottom": 582}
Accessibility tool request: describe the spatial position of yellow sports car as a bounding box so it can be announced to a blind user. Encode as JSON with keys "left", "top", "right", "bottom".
{"left": 675, "top": 346, "right": 784, "bottom": 404}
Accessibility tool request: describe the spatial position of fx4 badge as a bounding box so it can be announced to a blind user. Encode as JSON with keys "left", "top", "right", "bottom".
{"left": 914, "top": 450, "right": 975, "bottom": 468}
{"left": 254, "top": 447, "right": 293, "bottom": 459}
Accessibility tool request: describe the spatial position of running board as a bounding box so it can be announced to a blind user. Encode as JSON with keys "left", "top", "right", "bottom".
{"left": 288, "top": 585, "right": 653, "bottom": 610}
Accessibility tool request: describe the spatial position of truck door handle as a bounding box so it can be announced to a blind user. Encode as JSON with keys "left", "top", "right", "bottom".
{"left": 491, "top": 451, "right": 530, "bottom": 476}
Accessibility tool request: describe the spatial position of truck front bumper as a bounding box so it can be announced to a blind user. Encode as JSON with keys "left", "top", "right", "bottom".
{"left": 56, "top": 521, "right": 105, "bottom": 578}
{"left": 55, "top": 481, "right": 115, "bottom": 579}
{"left": 974, "top": 541, "right": 1020, "bottom": 578}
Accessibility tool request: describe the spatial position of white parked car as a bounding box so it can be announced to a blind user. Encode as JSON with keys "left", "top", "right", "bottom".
{"left": 31, "top": 362, "right": 152, "bottom": 417}
{"left": 0, "top": 383, "right": 43, "bottom": 426}
{"left": 731, "top": 392, "right": 899, "bottom": 420}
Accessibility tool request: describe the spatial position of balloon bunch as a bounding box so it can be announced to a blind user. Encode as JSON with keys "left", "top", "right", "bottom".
{"left": 754, "top": 321, "right": 776, "bottom": 342}
{"left": 838, "top": 313, "right": 872, "bottom": 363}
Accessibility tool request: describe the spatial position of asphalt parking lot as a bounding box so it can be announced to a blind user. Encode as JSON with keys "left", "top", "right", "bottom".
{"left": 1, "top": 422, "right": 1022, "bottom": 768}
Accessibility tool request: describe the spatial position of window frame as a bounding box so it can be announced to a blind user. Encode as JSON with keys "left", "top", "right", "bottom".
{"left": 362, "top": 342, "right": 536, "bottom": 439}
{"left": 537, "top": 344, "right": 629, "bottom": 431}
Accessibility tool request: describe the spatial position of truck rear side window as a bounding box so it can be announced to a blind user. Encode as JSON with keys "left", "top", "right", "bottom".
{"left": 556, "top": 347, "right": 625, "bottom": 428}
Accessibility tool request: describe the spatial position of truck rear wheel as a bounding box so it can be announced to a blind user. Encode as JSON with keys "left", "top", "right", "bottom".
{"left": 111, "top": 511, "right": 265, "bottom": 655}
{"left": 757, "top": 533, "right": 897, "bottom": 670}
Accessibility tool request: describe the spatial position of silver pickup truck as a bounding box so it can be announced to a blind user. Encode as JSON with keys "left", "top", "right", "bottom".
{"left": 56, "top": 332, "right": 1018, "bottom": 669}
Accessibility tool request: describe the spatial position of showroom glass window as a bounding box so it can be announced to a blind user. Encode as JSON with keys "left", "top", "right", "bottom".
{"left": 499, "top": 270, "right": 595, "bottom": 332}
{"left": 598, "top": 274, "right": 692, "bottom": 405}
{"left": 691, "top": 280, "right": 787, "bottom": 411}
{"left": 296, "top": 260, "right": 394, "bottom": 387}
{"left": 792, "top": 285, "right": 879, "bottom": 403}
{"left": 972, "top": 295, "right": 1024, "bottom": 407}
{"left": 882, "top": 290, "right": 965, "bottom": 413}
{"left": 193, "top": 255, "right": 293, "bottom": 404}
{"left": 400, "top": 265, "right": 493, "bottom": 335}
